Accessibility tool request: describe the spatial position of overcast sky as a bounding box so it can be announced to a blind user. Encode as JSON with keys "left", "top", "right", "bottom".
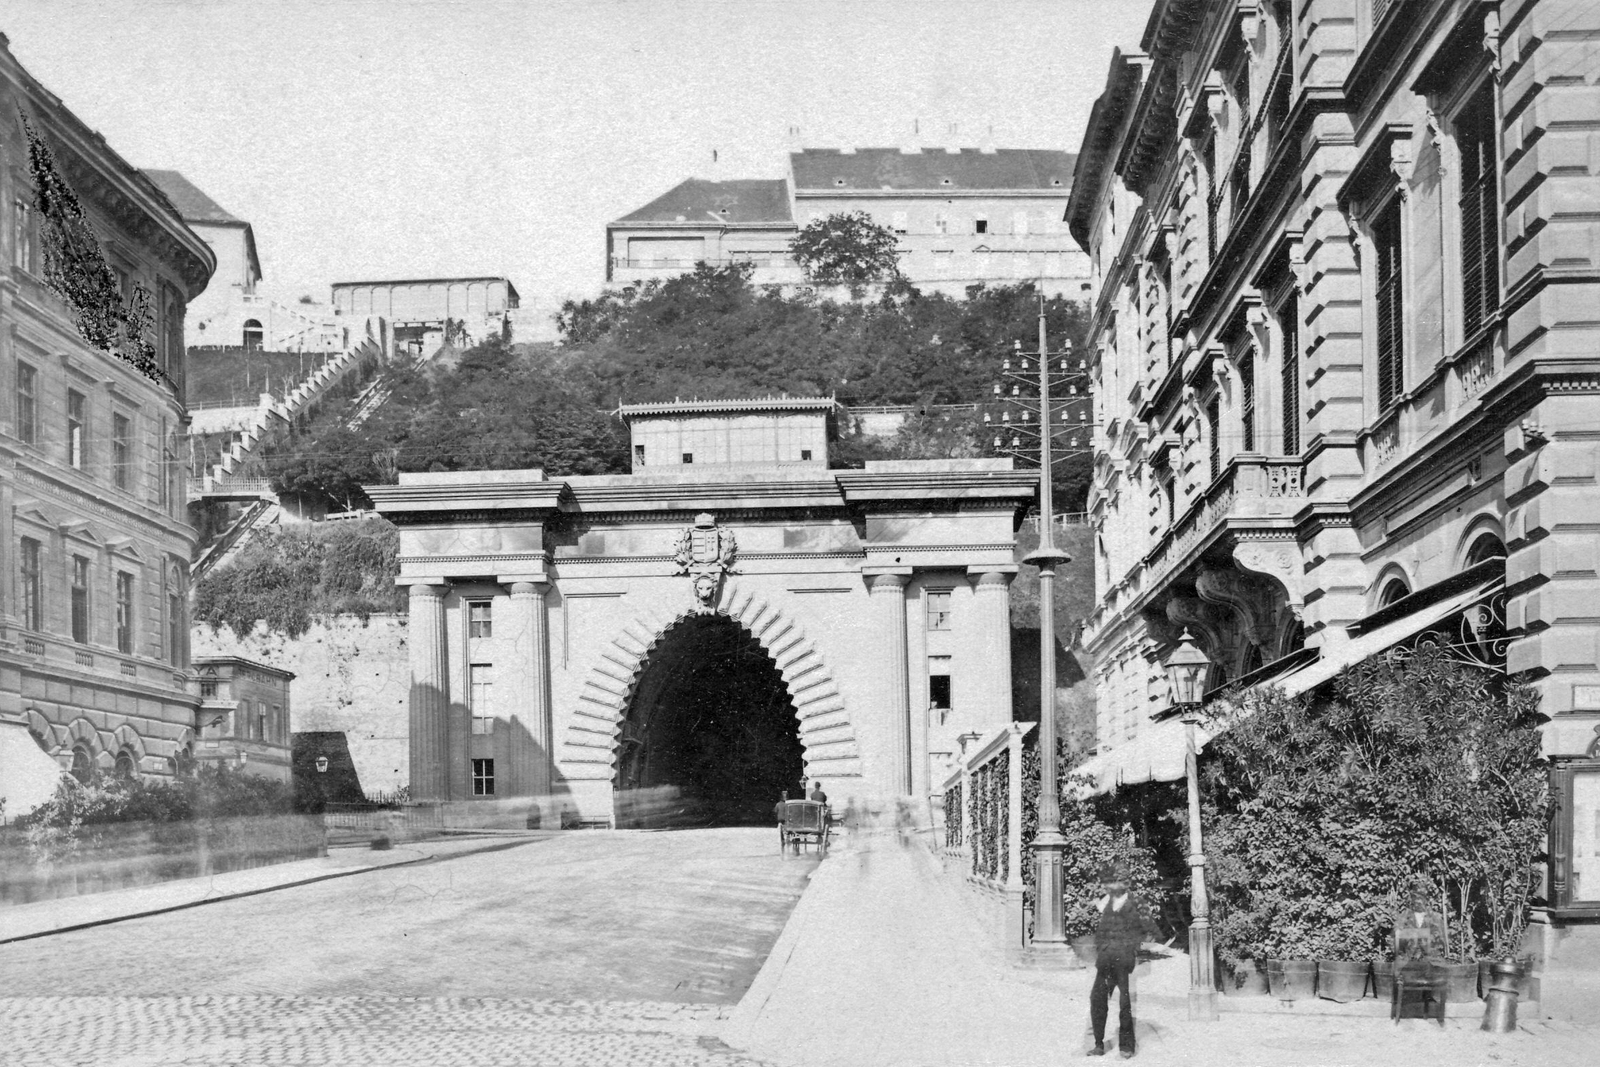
{"left": 5, "top": 0, "right": 1149, "bottom": 328}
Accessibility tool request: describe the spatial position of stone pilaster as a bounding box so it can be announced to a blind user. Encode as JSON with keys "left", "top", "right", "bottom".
{"left": 869, "top": 572, "right": 912, "bottom": 795}
{"left": 407, "top": 583, "right": 450, "bottom": 801}
{"left": 969, "top": 569, "right": 1016, "bottom": 730}
{"left": 507, "top": 580, "right": 553, "bottom": 798}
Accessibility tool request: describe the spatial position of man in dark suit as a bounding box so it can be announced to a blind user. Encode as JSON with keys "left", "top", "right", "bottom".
{"left": 1087, "top": 864, "right": 1153, "bottom": 1058}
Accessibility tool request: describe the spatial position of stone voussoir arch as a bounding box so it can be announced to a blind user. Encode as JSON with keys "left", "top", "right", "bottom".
{"left": 561, "top": 579, "right": 862, "bottom": 783}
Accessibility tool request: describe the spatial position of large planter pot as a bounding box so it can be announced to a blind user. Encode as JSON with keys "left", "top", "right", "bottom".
{"left": 1317, "top": 960, "right": 1371, "bottom": 1002}
{"left": 1225, "top": 959, "right": 1269, "bottom": 996}
{"left": 1372, "top": 960, "right": 1396, "bottom": 1000}
{"left": 1266, "top": 959, "right": 1317, "bottom": 1000}
{"left": 1434, "top": 961, "right": 1479, "bottom": 1003}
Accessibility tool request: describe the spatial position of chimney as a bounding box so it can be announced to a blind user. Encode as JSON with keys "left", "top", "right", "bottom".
{"left": 980, "top": 122, "right": 997, "bottom": 154}
{"left": 902, "top": 118, "right": 923, "bottom": 155}
{"left": 944, "top": 121, "right": 961, "bottom": 155}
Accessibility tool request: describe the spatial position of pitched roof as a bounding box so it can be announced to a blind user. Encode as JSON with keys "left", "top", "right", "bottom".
{"left": 790, "top": 148, "right": 1076, "bottom": 192}
{"left": 143, "top": 170, "right": 247, "bottom": 226}
{"left": 612, "top": 178, "right": 793, "bottom": 226}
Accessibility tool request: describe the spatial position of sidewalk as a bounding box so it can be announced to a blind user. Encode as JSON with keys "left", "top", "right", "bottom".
{"left": 719, "top": 832, "right": 1596, "bottom": 1067}
{"left": 0, "top": 832, "right": 551, "bottom": 945}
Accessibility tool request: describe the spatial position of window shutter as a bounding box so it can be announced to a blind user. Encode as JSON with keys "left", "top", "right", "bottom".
{"left": 1459, "top": 79, "right": 1499, "bottom": 336}
{"left": 1375, "top": 199, "right": 1405, "bottom": 410}
{"left": 1239, "top": 351, "right": 1256, "bottom": 452}
{"left": 1206, "top": 394, "right": 1222, "bottom": 482}
{"left": 1281, "top": 294, "right": 1300, "bottom": 456}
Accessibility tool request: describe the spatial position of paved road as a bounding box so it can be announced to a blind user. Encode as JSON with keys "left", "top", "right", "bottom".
{"left": 2, "top": 828, "right": 815, "bottom": 1066}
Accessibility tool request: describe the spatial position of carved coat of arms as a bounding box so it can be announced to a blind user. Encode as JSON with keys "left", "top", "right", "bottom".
{"left": 674, "top": 512, "right": 737, "bottom": 612}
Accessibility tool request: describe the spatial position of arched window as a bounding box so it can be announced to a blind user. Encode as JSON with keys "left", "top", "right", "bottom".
{"left": 1466, "top": 531, "right": 1507, "bottom": 566}
{"left": 70, "top": 745, "right": 94, "bottom": 784}
{"left": 114, "top": 750, "right": 137, "bottom": 780}
{"left": 1378, "top": 575, "right": 1411, "bottom": 607}
{"left": 242, "top": 319, "right": 264, "bottom": 352}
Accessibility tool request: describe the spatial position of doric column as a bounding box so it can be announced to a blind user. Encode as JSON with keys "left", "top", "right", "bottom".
{"left": 408, "top": 583, "right": 450, "bottom": 801}
{"left": 507, "top": 580, "right": 553, "bottom": 797}
{"left": 970, "top": 569, "right": 1016, "bottom": 729}
{"left": 868, "top": 572, "right": 912, "bottom": 795}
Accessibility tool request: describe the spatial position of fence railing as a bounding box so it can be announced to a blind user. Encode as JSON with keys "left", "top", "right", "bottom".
{"left": 936, "top": 722, "right": 1034, "bottom": 947}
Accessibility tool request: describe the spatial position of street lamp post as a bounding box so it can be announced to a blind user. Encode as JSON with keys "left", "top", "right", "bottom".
{"left": 985, "top": 298, "right": 1094, "bottom": 947}
{"left": 1163, "top": 629, "right": 1216, "bottom": 1020}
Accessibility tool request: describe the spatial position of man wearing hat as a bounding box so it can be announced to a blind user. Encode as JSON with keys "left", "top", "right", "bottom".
{"left": 1087, "top": 863, "right": 1153, "bottom": 1058}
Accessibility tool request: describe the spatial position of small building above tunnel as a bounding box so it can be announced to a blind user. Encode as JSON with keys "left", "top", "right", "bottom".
{"left": 619, "top": 396, "right": 837, "bottom": 470}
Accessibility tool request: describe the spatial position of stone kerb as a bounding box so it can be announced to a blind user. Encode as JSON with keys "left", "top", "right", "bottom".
{"left": 558, "top": 579, "right": 863, "bottom": 794}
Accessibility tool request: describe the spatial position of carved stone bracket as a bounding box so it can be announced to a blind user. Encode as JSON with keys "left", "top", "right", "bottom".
{"left": 1231, "top": 539, "right": 1305, "bottom": 620}
{"left": 1195, "top": 565, "right": 1284, "bottom": 648}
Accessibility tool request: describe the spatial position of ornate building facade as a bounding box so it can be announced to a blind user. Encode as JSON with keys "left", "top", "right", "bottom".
{"left": 0, "top": 35, "right": 213, "bottom": 816}
{"left": 367, "top": 399, "right": 1033, "bottom": 823}
{"left": 1070, "top": 0, "right": 1600, "bottom": 1012}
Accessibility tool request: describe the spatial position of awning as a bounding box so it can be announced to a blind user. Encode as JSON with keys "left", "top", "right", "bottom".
{"left": 1070, "top": 571, "right": 1503, "bottom": 796}
{"left": 1270, "top": 574, "right": 1502, "bottom": 697}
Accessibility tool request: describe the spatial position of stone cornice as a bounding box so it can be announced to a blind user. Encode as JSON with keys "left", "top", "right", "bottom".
{"left": 365, "top": 478, "right": 571, "bottom": 516}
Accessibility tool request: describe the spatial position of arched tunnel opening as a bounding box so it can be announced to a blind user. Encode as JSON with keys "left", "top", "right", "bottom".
{"left": 614, "top": 614, "right": 805, "bottom": 829}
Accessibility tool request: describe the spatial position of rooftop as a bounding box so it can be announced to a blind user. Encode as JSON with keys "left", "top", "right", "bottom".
{"left": 618, "top": 396, "right": 839, "bottom": 419}
{"left": 790, "top": 148, "right": 1076, "bottom": 192}
{"left": 611, "top": 178, "right": 795, "bottom": 226}
{"left": 329, "top": 277, "right": 521, "bottom": 304}
{"left": 144, "top": 170, "right": 247, "bottom": 226}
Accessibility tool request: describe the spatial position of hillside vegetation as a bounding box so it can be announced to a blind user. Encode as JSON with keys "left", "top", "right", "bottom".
{"left": 263, "top": 265, "right": 1093, "bottom": 512}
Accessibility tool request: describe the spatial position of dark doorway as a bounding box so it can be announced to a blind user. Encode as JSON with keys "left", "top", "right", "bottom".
{"left": 615, "top": 614, "right": 804, "bottom": 828}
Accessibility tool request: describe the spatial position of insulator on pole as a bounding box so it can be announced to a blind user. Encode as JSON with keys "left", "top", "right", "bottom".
{"left": 1079, "top": 410, "right": 1088, "bottom": 421}
{"left": 1011, "top": 384, "right": 1020, "bottom": 396}
{"left": 992, "top": 383, "right": 1001, "bottom": 395}
{"left": 1002, "top": 411, "right": 1011, "bottom": 423}
{"left": 1011, "top": 436, "right": 1021, "bottom": 448}
{"left": 993, "top": 435, "right": 1002, "bottom": 447}
{"left": 1003, "top": 358, "right": 1011, "bottom": 371}
{"left": 1022, "top": 410, "right": 1031, "bottom": 422}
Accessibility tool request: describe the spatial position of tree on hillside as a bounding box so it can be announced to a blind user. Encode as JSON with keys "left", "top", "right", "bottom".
{"left": 788, "top": 211, "right": 903, "bottom": 294}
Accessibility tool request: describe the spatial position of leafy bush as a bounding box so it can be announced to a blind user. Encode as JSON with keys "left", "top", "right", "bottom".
{"left": 1021, "top": 739, "right": 1164, "bottom": 940}
{"left": 1202, "top": 646, "right": 1548, "bottom": 965}
{"left": 194, "top": 517, "right": 406, "bottom": 638}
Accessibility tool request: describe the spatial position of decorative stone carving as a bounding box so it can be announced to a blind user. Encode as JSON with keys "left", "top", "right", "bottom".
{"left": 1196, "top": 566, "right": 1282, "bottom": 648}
{"left": 673, "top": 512, "right": 738, "bottom": 612}
{"left": 1232, "top": 540, "right": 1306, "bottom": 620}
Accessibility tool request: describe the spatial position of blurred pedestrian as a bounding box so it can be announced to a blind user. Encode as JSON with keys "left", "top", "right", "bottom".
{"left": 1087, "top": 863, "right": 1154, "bottom": 1058}
{"left": 808, "top": 781, "right": 828, "bottom": 805}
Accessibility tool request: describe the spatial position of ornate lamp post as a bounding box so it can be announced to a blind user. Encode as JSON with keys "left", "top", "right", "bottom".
{"left": 1163, "top": 629, "right": 1216, "bottom": 1020}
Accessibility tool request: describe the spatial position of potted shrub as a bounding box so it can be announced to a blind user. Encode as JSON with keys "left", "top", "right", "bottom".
{"left": 1372, "top": 955, "right": 1396, "bottom": 1000}
{"left": 1315, "top": 950, "right": 1371, "bottom": 1003}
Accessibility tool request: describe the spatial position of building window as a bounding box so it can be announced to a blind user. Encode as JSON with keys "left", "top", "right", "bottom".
{"left": 1374, "top": 197, "right": 1405, "bottom": 410}
{"left": 934, "top": 213, "right": 948, "bottom": 235}
{"left": 470, "top": 663, "right": 494, "bottom": 734}
{"left": 800, "top": 449, "right": 813, "bottom": 461}
{"left": 243, "top": 319, "right": 264, "bottom": 352}
{"left": 112, "top": 413, "right": 132, "bottom": 490}
{"left": 258, "top": 707, "right": 267, "bottom": 741}
{"left": 114, "top": 750, "right": 137, "bottom": 780}
{"left": 928, "top": 670, "right": 952, "bottom": 712}
{"left": 21, "top": 537, "right": 43, "bottom": 630}
{"left": 1238, "top": 351, "right": 1256, "bottom": 453}
{"left": 1457, "top": 79, "right": 1500, "bottom": 337}
{"left": 200, "top": 678, "right": 218, "bottom": 699}
{"left": 71, "top": 745, "right": 94, "bottom": 785}
{"left": 1280, "top": 294, "right": 1301, "bottom": 456}
{"left": 1202, "top": 135, "right": 1219, "bottom": 261}
{"left": 467, "top": 600, "right": 492, "bottom": 639}
{"left": 12, "top": 199, "right": 35, "bottom": 272}
{"left": 891, "top": 211, "right": 908, "bottom": 234}
{"left": 271, "top": 705, "right": 283, "bottom": 744}
{"left": 1229, "top": 61, "right": 1253, "bottom": 218}
{"left": 1378, "top": 575, "right": 1410, "bottom": 607}
{"left": 167, "top": 564, "right": 185, "bottom": 667}
{"left": 115, "top": 571, "right": 134, "bottom": 653}
{"left": 71, "top": 555, "right": 91, "bottom": 644}
{"left": 935, "top": 251, "right": 952, "bottom": 277}
{"left": 67, "top": 389, "right": 87, "bottom": 469}
{"left": 682, "top": 452, "right": 694, "bottom": 464}
{"left": 974, "top": 216, "right": 988, "bottom": 235}
{"left": 634, "top": 444, "right": 646, "bottom": 467}
{"left": 926, "top": 590, "right": 952, "bottom": 631}
{"left": 1206, "top": 393, "right": 1222, "bottom": 482}
{"left": 472, "top": 758, "right": 495, "bottom": 796}
{"left": 16, "top": 361, "right": 37, "bottom": 444}
{"left": 1163, "top": 475, "right": 1177, "bottom": 527}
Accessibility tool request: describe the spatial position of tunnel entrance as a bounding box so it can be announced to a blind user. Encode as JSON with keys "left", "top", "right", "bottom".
{"left": 614, "top": 613, "right": 805, "bottom": 829}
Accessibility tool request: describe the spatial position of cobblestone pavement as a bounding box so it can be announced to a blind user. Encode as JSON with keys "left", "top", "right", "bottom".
{"left": 3, "top": 996, "right": 773, "bottom": 1067}
{"left": 1, "top": 828, "right": 815, "bottom": 1001}
{"left": 2, "top": 828, "right": 813, "bottom": 1065}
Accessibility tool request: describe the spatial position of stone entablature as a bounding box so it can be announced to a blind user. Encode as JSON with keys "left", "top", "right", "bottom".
{"left": 367, "top": 455, "right": 1035, "bottom": 821}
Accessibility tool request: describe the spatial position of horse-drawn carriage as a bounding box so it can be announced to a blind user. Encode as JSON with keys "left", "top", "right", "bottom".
{"left": 778, "top": 799, "right": 830, "bottom": 854}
